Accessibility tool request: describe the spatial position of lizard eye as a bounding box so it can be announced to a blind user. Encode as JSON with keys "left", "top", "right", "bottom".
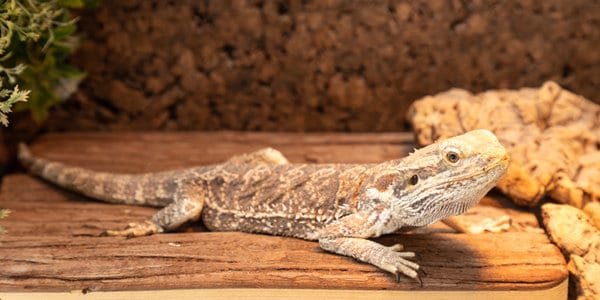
{"left": 409, "top": 174, "right": 419, "bottom": 185}
{"left": 444, "top": 148, "right": 461, "bottom": 164}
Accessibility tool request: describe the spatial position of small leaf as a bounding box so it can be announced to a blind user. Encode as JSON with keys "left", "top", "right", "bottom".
{"left": 52, "top": 23, "right": 77, "bottom": 40}
{"left": 0, "top": 114, "right": 8, "bottom": 126}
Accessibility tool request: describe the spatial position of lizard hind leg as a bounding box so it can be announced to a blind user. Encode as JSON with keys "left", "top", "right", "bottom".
{"left": 104, "top": 182, "right": 204, "bottom": 237}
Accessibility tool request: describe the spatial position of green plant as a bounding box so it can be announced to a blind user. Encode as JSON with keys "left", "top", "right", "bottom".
{"left": 0, "top": 208, "right": 9, "bottom": 235}
{"left": 0, "top": 0, "right": 96, "bottom": 126}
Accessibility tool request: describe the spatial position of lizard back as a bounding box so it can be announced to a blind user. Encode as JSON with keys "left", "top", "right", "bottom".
{"left": 197, "top": 163, "right": 372, "bottom": 240}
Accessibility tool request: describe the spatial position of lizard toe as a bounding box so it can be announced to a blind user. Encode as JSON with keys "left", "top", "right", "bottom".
{"left": 379, "top": 248, "right": 420, "bottom": 279}
{"left": 388, "top": 244, "right": 416, "bottom": 258}
{"left": 388, "top": 244, "right": 404, "bottom": 251}
{"left": 102, "top": 221, "right": 162, "bottom": 237}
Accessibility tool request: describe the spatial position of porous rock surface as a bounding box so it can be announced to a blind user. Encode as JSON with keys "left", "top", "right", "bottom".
{"left": 542, "top": 203, "right": 599, "bottom": 300}
{"left": 39, "top": 0, "right": 600, "bottom": 132}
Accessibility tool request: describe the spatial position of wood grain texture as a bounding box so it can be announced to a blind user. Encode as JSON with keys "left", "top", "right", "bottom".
{"left": 24, "top": 131, "right": 414, "bottom": 172}
{"left": 0, "top": 132, "right": 567, "bottom": 292}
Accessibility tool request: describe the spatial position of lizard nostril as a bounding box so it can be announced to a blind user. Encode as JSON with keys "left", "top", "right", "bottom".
{"left": 409, "top": 174, "right": 419, "bottom": 185}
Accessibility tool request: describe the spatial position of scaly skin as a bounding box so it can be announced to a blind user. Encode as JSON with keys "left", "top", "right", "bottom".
{"left": 18, "top": 129, "right": 509, "bottom": 280}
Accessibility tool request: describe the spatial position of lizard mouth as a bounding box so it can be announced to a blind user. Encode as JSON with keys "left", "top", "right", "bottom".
{"left": 484, "top": 155, "right": 510, "bottom": 172}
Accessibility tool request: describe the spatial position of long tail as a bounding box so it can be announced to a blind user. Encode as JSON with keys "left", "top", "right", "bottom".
{"left": 17, "top": 143, "right": 191, "bottom": 207}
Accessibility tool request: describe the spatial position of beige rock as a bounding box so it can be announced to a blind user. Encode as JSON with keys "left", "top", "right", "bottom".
{"left": 583, "top": 202, "right": 600, "bottom": 230}
{"left": 542, "top": 203, "right": 599, "bottom": 300}
{"left": 408, "top": 82, "right": 600, "bottom": 208}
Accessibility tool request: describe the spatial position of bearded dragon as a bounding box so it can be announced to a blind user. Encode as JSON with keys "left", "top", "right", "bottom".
{"left": 17, "top": 129, "right": 509, "bottom": 280}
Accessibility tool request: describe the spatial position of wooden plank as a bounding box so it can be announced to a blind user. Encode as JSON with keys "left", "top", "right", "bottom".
{"left": 0, "top": 131, "right": 567, "bottom": 294}
{"left": 24, "top": 131, "right": 415, "bottom": 172}
{"left": 0, "top": 230, "right": 566, "bottom": 291}
{"left": 0, "top": 282, "right": 569, "bottom": 300}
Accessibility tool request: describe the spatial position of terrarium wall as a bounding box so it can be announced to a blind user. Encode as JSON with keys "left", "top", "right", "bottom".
{"left": 44, "top": 0, "right": 600, "bottom": 132}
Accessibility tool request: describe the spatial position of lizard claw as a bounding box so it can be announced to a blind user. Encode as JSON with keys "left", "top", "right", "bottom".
{"left": 415, "top": 267, "right": 427, "bottom": 286}
{"left": 394, "top": 265, "right": 427, "bottom": 285}
{"left": 402, "top": 271, "right": 424, "bottom": 286}
{"left": 101, "top": 220, "right": 162, "bottom": 238}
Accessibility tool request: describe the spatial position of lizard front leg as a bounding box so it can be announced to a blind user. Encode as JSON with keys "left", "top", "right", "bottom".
{"left": 105, "top": 182, "right": 204, "bottom": 237}
{"left": 318, "top": 210, "right": 420, "bottom": 280}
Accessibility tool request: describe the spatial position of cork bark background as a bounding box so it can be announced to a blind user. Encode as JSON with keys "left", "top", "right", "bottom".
{"left": 36, "top": 0, "right": 600, "bottom": 132}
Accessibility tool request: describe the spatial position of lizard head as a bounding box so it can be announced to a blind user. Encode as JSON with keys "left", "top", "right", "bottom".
{"left": 365, "top": 129, "right": 509, "bottom": 229}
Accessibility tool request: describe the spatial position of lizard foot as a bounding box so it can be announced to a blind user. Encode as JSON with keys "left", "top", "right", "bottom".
{"left": 102, "top": 221, "right": 163, "bottom": 238}
{"left": 378, "top": 243, "right": 420, "bottom": 281}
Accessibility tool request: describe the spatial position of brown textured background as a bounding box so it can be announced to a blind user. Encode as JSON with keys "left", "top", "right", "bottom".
{"left": 41, "top": 0, "right": 600, "bottom": 132}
